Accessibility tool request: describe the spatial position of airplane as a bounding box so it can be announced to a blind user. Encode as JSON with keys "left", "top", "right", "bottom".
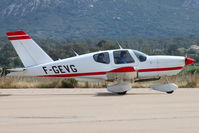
{"left": 2, "top": 30, "right": 195, "bottom": 95}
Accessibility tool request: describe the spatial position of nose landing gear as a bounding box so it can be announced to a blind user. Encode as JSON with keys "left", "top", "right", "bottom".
{"left": 150, "top": 77, "right": 177, "bottom": 94}
{"left": 117, "top": 91, "right": 127, "bottom": 95}
{"left": 166, "top": 90, "right": 174, "bottom": 94}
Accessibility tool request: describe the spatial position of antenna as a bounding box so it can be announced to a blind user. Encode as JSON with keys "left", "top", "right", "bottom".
{"left": 185, "top": 53, "right": 187, "bottom": 58}
{"left": 72, "top": 50, "right": 79, "bottom": 56}
{"left": 124, "top": 41, "right": 129, "bottom": 48}
{"left": 116, "top": 41, "right": 123, "bottom": 49}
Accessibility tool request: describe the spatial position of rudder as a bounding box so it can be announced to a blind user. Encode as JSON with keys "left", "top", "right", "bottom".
{"left": 7, "top": 31, "right": 53, "bottom": 67}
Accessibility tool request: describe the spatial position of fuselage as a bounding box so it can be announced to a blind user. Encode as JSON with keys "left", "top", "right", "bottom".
{"left": 19, "top": 49, "right": 194, "bottom": 82}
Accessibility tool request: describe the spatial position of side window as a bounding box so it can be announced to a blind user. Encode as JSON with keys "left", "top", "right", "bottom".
{"left": 113, "top": 50, "right": 135, "bottom": 64}
{"left": 93, "top": 52, "right": 110, "bottom": 64}
{"left": 133, "top": 50, "right": 147, "bottom": 62}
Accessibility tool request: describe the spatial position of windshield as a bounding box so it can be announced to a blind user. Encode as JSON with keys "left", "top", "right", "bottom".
{"left": 133, "top": 50, "right": 147, "bottom": 62}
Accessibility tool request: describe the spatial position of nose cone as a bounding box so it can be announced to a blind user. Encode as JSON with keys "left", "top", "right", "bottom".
{"left": 185, "top": 58, "right": 196, "bottom": 66}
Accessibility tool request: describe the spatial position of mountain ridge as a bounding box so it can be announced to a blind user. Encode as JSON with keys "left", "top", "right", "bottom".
{"left": 1, "top": 0, "right": 199, "bottom": 39}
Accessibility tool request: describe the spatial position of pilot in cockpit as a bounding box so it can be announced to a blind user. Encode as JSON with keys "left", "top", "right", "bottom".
{"left": 118, "top": 51, "right": 127, "bottom": 63}
{"left": 97, "top": 53, "right": 106, "bottom": 63}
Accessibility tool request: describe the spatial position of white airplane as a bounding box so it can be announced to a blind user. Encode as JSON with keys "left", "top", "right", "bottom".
{"left": 4, "top": 31, "right": 195, "bottom": 95}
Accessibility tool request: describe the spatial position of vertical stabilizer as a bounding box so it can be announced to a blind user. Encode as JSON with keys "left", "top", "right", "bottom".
{"left": 7, "top": 31, "right": 53, "bottom": 67}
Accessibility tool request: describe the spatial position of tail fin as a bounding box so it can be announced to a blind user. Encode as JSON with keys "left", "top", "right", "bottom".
{"left": 7, "top": 31, "right": 53, "bottom": 67}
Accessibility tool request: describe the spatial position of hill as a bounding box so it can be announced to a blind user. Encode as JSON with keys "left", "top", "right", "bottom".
{"left": 1, "top": 0, "right": 199, "bottom": 39}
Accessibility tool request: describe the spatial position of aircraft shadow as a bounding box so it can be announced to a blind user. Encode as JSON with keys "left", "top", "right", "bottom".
{"left": 0, "top": 94, "right": 11, "bottom": 97}
{"left": 0, "top": 92, "right": 163, "bottom": 97}
{"left": 95, "top": 92, "right": 120, "bottom": 97}
{"left": 126, "top": 92, "right": 164, "bottom": 95}
{"left": 95, "top": 92, "right": 164, "bottom": 97}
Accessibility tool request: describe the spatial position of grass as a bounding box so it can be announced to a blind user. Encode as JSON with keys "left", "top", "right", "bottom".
{"left": 0, "top": 77, "right": 106, "bottom": 89}
{"left": 0, "top": 77, "right": 63, "bottom": 88}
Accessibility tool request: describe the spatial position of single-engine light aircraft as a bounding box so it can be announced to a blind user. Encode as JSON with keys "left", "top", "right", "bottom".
{"left": 2, "top": 31, "right": 195, "bottom": 95}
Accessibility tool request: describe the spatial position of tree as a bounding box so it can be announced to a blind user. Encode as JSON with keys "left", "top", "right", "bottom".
{"left": 167, "top": 44, "right": 179, "bottom": 55}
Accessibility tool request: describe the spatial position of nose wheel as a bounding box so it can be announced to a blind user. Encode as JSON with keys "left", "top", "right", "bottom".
{"left": 150, "top": 77, "right": 177, "bottom": 94}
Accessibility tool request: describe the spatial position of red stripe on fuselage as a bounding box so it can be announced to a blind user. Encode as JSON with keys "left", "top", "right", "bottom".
{"left": 138, "top": 66, "right": 183, "bottom": 72}
{"left": 37, "top": 66, "right": 183, "bottom": 78}
{"left": 7, "top": 31, "right": 27, "bottom": 36}
{"left": 109, "top": 66, "right": 135, "bottom": 72}
{"left": 8, "top": 36, "right": 31, "bottom": 40}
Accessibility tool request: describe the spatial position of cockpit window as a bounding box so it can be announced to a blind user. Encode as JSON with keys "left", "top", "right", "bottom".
{"left": 113, "top": 50, "right": 135, "bottom": 64}
{"left": 133, "top": 50, "right": 147, "bottom": 62}
{"left": 93, "top": 52, "right": 110, "bottom": 64}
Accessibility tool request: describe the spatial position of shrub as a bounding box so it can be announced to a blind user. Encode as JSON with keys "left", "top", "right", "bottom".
{"left": 180, "top": 81, "right": 197, "bottom": 88}
{"left": 187, "top": 67, "right": 199, "bottom": 74}
{"left": 61, "top": 78, "right": 78, "bottom": 88}
{"left": 0, "top": 78, "right": 13, "bottom": 88}
{"left": 38, "top": 82, "right": 57, "bottom": 88}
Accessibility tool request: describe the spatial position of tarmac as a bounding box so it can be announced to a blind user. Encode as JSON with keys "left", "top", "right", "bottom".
{"left": 0, "top": 88, "right": 199, "bottom": 133}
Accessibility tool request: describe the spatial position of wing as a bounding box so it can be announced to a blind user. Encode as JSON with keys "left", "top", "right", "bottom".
{"left": 106, "top": 67, "right": 137, "bottom": 82}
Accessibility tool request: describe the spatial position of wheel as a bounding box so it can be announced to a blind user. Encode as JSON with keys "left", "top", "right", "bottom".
{"left": 117, "top": 91, "right": 127, "bottom": 95}
{"left": 166, "top": 90, "right": 174, "bottom": 94}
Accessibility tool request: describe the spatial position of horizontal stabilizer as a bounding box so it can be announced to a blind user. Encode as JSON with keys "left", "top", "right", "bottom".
{"left": 7, "top": 68, "right": 26, "bottom": 72}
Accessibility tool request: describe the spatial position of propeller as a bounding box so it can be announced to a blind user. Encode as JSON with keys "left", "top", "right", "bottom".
{"left": 184, "top": 54, "right": 196, "bottom": 66}
{"left": 185, "top": 53, "right": 188, "bottom": 61}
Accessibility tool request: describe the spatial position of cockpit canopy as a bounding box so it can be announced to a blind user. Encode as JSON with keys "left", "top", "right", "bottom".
{"left": 93, "top": 49, "right": 148, "bottom": 65}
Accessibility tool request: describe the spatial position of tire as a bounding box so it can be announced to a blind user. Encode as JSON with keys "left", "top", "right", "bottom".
{"left": 166, "top": 90, "right": 174, "bottom": 94}
{"left": 117, "top": 91, "right": 127, "bottom": 95}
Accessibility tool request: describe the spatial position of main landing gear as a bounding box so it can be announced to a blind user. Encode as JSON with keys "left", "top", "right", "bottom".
{"left": 106, "top": 77, "right": 177, "bottom": 95}
{"left": 107, "top": 80, "right": 131, "bottom": 95}
{"left": 117, "top": 91, "right": 127, "bottom": 95}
